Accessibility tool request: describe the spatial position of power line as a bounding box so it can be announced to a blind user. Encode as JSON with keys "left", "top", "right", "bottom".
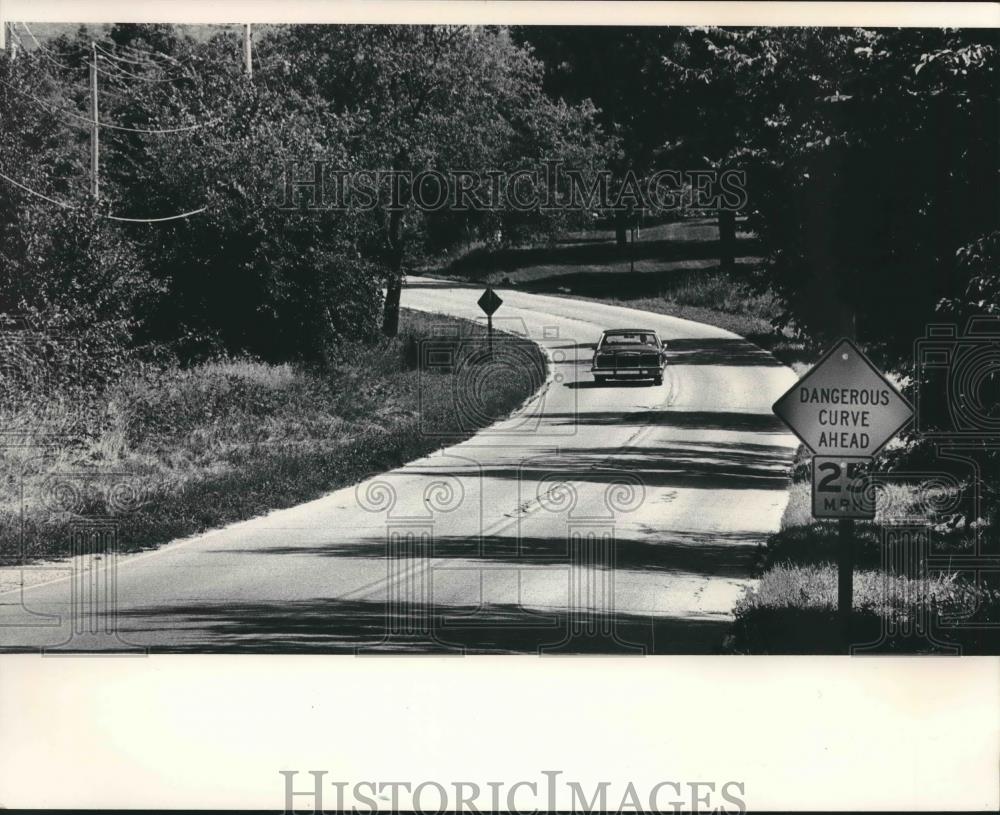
{"left": 107, "top": 207, "right": 207, "bottom": 223}
{"left": 94, "top": 41, "right": 186, "bottom": 69}
{"left": 18, "top": 22, "right": 42, "bottom": 49}
{"left": 0, "top": 168, "right": 207, "bottom": 223}
{"left": 0, "top": 168, "right": 73, "bottom": 208}
{"left": 18, "top": 23, "right": 76, "bottom": 70}
{"left": 19, "top": 24, "right": 188, "bottom": 73}
{"left": 102, "top": 40, "right": 187, "bottom": 66}
{"left": 97, "top": 54, "right": 183, "bottom": 84}
{"left": 0, "top": 75, "right": 219, "bottom": 134}
{"left": 3, "top": 31, "right": 212, "bottom": 223}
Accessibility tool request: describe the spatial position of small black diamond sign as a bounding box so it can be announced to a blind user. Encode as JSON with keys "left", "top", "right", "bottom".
{"left": 477, "top": 286, "right": 503, "bottom": 317}
{"left": 773, "top": 338, "right": 913, "bottom": 457}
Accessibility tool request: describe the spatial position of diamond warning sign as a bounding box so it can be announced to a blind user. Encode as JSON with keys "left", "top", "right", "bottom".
{"left": 772, "top": 338, "right": 913, "bottom": 457}
{"left": 477, "top": 286, "right": 503, "bottom": 317}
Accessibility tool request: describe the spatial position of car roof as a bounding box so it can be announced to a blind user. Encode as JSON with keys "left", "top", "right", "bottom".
{"left": 602, "top": 328, "right": 657, "bottom": 335}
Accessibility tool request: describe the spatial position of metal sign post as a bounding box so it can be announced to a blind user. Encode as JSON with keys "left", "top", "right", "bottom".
{"left": 773, "top": 338, "right": 914, "bottom": 651}
{"left": 838, "top": 517, "right": 853, "bottom": 645}
{"left": 477, "top": 286, "right": 503, "bottom": 360}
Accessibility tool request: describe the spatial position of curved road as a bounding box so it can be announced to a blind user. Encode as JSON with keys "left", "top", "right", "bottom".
{"left": 0, "top": 278, "right": 799, "bottom": 653}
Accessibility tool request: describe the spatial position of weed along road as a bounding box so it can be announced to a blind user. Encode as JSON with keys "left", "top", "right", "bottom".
{"left": 0, "top": 278, "right": 800, "bottom": 653}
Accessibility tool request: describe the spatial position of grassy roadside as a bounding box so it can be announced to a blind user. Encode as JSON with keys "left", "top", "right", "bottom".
{"left": 429, "top": 217, "right": 813, "bottom": 373}
{"left": 727, "top": 451, "right": 1000, "bottom": 654}
{"left": 0, "top": 309, "right": 546, "bottom": 562}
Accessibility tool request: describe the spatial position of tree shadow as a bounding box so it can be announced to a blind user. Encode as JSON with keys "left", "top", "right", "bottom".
{"left": 111, "top": 597, "right": 736, "bottom": 654}
{"left": 214, "top": 529, "right": 766, "bottom": 579}
{"left": 663, "top": 337, "right": 785, "bottom": 367}
{"left": 566, "top": 379, "right": 657, "bottom": 389}
{"left": 540, "top": 409, "right": 789, "bottom": 433}
{"left": 394, "top": 439, "right": 793, "bottom": 491}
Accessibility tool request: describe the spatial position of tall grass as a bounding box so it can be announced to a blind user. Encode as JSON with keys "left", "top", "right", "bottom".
{"left": 730, "top": 442, "right": 998, "bottom": 653}
{"left": 0, "top": 310, "right": 546, "bottom": 562}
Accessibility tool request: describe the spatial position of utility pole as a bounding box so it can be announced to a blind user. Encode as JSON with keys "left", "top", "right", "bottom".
{"left": 7, "top": 23, "right": 17, "bottom": 62}
{"left": 244, "top": 24, "right": 252, "bottom": 79}
{"left": 90, "top": 42, "right": 99, "bottom": 200}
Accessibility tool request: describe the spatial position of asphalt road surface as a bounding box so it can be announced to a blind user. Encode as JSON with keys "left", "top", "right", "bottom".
{"left": 0, "top": 278, "right": 799, "bottom": 653}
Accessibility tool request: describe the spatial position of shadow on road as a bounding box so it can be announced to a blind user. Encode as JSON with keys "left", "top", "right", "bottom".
{"left": 464, "top": 450, "right": 790, "bottom": 490}
{"left": 539, "top": 409, "right": 789, "bottom": 433}
{"left": 663, "top": 337, "right": 784, "bottom": 367}
{"left": 566, "top": 380, "right": 657, "bottom": 389}
{"left": 112, "top": 598, "right": 735, "bottom": 654}
{"left": 213, "top": 530, "right": 764, "bottom": 579}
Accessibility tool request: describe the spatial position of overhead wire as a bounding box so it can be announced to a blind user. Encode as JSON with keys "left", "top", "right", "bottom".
{"left": 96, "top": 54, "right": 184, "bottom": 84}
{"left": 94, "top": 41, "right": 187, "bottom": 69}
{"left": 106, "top": 207, "right": 207, "bottom": 223}
{"left": 0, "top": 168, "right": 74, "bottom": 209}
{"left": 18, "top": 23, "right": 77, "bottom": 71}
{"left": 0, "top": 75, "right": 219, "bottom": 134}
{"left": 0, "top": 169, "right": 208, "bottom": 223}
{"left": 4, "top": 27, "right": 216, "bottom": 223}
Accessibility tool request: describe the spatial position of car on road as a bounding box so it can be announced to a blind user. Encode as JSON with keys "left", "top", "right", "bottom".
{"left": 591, "top": 328, "right": 668, "bottom": 385}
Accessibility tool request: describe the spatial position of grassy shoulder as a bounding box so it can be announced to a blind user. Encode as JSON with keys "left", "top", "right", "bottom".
{"left": 0, "top": 309, "right": 546, "bottom": 562}
{"left": 727, "top": 449, "right": 1000, "bottom": 654}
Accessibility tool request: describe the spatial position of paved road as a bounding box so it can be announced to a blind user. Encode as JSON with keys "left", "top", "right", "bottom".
{"left": 0, "top": 278, "right": 799, "bottom": 653}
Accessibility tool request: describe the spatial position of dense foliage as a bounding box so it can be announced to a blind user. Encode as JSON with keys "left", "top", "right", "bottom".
{"left": 1, "top": 24, "right": 996, "bottom": 364}
{"left": 521, "top": 26, "right": 999, "bottom": 358}
{"left": 0, "top": 23, "right": 610, "bottom": 358}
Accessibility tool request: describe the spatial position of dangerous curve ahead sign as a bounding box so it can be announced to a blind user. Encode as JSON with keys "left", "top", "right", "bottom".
{"left": 772, "top": 338, "right": 914, "bottom": 457}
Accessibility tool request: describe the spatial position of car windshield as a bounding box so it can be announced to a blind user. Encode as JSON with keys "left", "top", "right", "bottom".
{"left": 601, "top": 333, "right": 657, "bottom": 346}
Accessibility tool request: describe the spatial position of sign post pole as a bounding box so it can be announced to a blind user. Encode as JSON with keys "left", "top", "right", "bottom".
{"left": 773, "top": 338, "right": 914, "bottom": 654}
{"left": 477, "top": 286, "right": 503, "bottom": 362}
{"left": 838, "top": 517, "right": 854, "bottom": 652}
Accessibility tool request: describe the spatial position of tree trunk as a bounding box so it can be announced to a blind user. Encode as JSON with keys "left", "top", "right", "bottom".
{"left": 718, "top": 208, "right": 736, "bottom": 273}
{"left": 381, "top": 207, "right": 404, "bottom": 336}
{"left": 382, "top": 279, "right": 402, "bottom": 336}
{"left": 615, "top": 210, "right": 628, "bottom": 248}
{"left": 381, "top": 151, "right": 409, "bottom": 337}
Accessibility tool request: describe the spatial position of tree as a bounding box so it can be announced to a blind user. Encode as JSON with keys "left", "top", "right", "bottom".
{"left": 516, "top": 27, "right": 683, "bottom": 247}
{"left": 0, "top": 46, "right": 157, "bottom": 373}
{"left": 103, "top": 28, "right": 384, "bottom": 361}
{"left": 654, "top": 27, "right": 998, "bottom": 360}
{"left": 271, "top": 25, "right": 610, "bottom": 334}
